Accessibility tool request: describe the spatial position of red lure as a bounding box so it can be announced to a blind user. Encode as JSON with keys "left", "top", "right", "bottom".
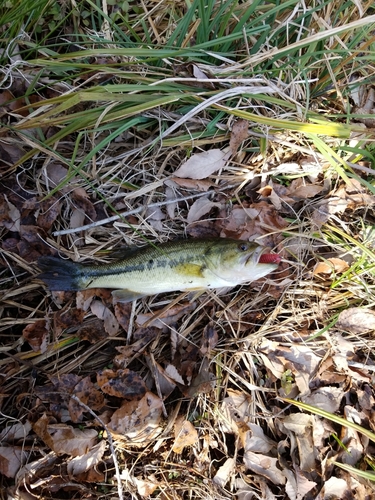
{"left": 258, "top": 253, "right": 281, "bottom": 264}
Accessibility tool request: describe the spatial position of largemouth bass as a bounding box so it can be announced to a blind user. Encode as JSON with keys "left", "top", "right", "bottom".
{"left": 38, "top": 238, "right": 280, "bottom": 302}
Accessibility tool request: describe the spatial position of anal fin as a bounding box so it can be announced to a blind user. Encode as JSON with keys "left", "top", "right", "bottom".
{"left": 112, "top": 289, "right": 146, "bottom": 303}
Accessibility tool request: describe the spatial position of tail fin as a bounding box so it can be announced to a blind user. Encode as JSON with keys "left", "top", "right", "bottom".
{"left": 38, "top": 256, "right": 84, "bottom": 291}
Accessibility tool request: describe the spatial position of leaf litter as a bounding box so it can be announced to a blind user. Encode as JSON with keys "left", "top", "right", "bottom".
{"left": 2, "top": 150, "right": 375, "bottom": 498}
{"left": 2, "top": 17, "right": 375, "bottom": 500}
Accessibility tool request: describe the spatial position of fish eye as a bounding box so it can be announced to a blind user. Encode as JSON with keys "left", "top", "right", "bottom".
{"left": 238, "top": 243, "right": 249, "bottom": 252}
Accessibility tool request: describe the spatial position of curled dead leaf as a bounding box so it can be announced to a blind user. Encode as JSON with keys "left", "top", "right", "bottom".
{"left": 313, "top": 258, "right": 349, "bottom": 275}
{"left": 336, "top": 307, "right": 375, "bottom": 334}
{"left": 22, "top": 320, "right": 48, "bottom": 353}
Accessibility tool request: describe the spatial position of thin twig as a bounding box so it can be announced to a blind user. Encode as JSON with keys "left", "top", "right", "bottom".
{"left": 52, "top": 191, "right": 211, "bottom": 236}
{"left": 70, "top": 394, "right": 124, "bottom": 500}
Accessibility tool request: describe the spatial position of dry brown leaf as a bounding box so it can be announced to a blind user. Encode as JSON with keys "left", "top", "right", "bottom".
{"left": 0, "top": 422, "right": 32, "bottom": 443}
{"left": 22, "top": 320, "right": 48, "bottom": 353}
{"left": 200, "top": 323, "right": 219, "bottom": 356}
{"left": 90, "top": 299, "right": 119, "bottom": 335}
{"left": 164, "top": 363, "right": 185, "bottom": 385}
{"left": 286, "top": 178, "right": 325, "bottom": 200}
{"left": 164, "top": 185, "right": 178, "bottom": 219}
{"left": 311, "top": 198, "right": 349, "bottom": 227}
{"left": 33, "top": 414, "right": 97, "bottom": 456}
{"left": 14, "top": 451, "right": 58, "bottom": 491}
{"left": 54, "top": 307, "right": 85, "bottom": 337}
{"left": 70, "top": 207, "right": 85, "bottom": 231}
{"left": 191, "top": 63, "right": 212, "bottom": 81}
{"left": 213, "top": 458, "right": 236, "bottom": 488}
{"left": 68, "top": 376, "right": 105, "bottom": 422}
{"left": 43, "top": 163, "right": 73, "bottom": 192}
{"left": 336, "top": 307, "right": 375, "bottom": 334}
{"left": 67, "top": 440, "right": 106, "bottom": 476}
{"left": 242, "top": 424, "right": 276, "bottom": 454}
{"left": 0, "top": 446, "right": 26, "bottom": 478}
{"left": 330, "top": 334, "right": 370, "bottom": 383}
{"left": 284, "top": 467, "right": 317, "bottom": 500}
{"left": 280, "top": 414, "right": 316, "bottom": 472}
{"left": 36, "top": 197, "right": 61, "bottom": 230}
{"left": 78, "top": 319, "right": 108, "bottom": 343}
{"left": 97, "top": 368, "right": 147, "bottom": 399}
{"left": 136, "top": 302, "right": 196, "bottom": 329}
{"left": 341, "top": 406, "right": 364, "bottom": 466}
{"left": 187, "top": 196, "right": 221, "bottom": 223}
{"left": 144, "top": 356, "right": 178, "bottom": 399}
{"left": 18, "top": 224, "right": 50, "bottom": 261}
{"left": 243, "top": 451, "right": 285, "bottom": 485}
{"left": 108, "top": 391, "right": 163, "bottom": 443}
{"left": 258, "top": 184, "right": 285, "bottom": 210}
{"left": 134, "top": 476, "right": 159, "bottom": 497}
{"left": 182, "top": 357, "right": 215, "bottom": 398}
{"left": 259, "top": 341, "right": 320, "bottom": 397}
{"left": 114, "top": 328, "right": 159, "bottom": 366}
{"left": 220, "top": 389, "right": 254, "bottom": 434}
{"left": 302, "top": 387, "right": 342, "bottom": 413}
{"left": 48, "top": 425, "right": 98, "bottom": 457}
{"left": 174, "top": 148, "right": 229, "bottom": 179}
{"left": 172, "top": 416, "right": 198, "bottom": 453}
{"left": 0, "top": 193, "right": 20, "bottom": 232}
{"left": 71, "top": 188, "right": 96, "bottom": 222}
{"left": 75, "top": 467, "right": 105, "bottom": 483}
{"left": 220, "top": 200, "right": 288, "bottom": 249}
{"left": 0, "top": 140, "right": 24, "bottom": 171}
{"left": 313, "top": 258, "right": 349, "bottom": 275}
{"left": 322, "top": 477, "right": 349, "bottom": 499}
{"left": 229, "top": 119, "right": 249, "bottom": 154}
{"left": 114, "top": 301, "right": 132, "bottom": 331}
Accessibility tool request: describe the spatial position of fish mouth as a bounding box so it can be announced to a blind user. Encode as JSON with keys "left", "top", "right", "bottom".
{"left": 249, "top": 247, "right": 281, "bottom": 266}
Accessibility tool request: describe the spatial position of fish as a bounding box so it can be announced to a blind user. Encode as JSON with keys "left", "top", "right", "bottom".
{"left": 38, "top": 238, "right": 281, "bottom": 302}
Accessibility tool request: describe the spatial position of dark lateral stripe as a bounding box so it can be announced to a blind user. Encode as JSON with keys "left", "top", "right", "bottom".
{"left": 83, "top": 258, "right": 185, "bottom": 278}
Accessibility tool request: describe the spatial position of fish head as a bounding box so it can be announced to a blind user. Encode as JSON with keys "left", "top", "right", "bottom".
{"left": 207, "top": 240, "right": 280, "bottom": 284}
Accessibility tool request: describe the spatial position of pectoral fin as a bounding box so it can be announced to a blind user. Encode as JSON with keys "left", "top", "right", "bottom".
{"left": 112, "top": 289, "right": 146, "bottom": 303}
